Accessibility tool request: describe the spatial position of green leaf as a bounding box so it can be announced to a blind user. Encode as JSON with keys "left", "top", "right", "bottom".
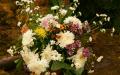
{"left": 75, "top": 68, "right": 84, "bottom": 75}
{"left": 14, "top": 59, "right": 20, "bottom": 64}
{"left": 51, "top": 61, "right": 62, "bottom": 71}
{"left": 64, "top": 70, "right": 72, "bottom": 75}
{"left": 51, "top": 61, "right": 72, "bottom": 71}
{"left": 50, "top": 0, "right": 59, "bottom": 6}
{"left": 16, "top": 59, "right": 23, "bottom": 70}
{"left": 63, "top": 67, "right": 84, "bottom": 75}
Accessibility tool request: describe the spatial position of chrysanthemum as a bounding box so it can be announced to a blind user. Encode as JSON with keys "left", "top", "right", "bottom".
{"left": 56, "top": 31, "right": 75, "bottom": 48}
{"left": 21, "top": 0, "right": 33, "bottom": 4}
{"left": 7, "top": 47, "right": 14, "bottom": 56}
{"left": 64, "top": 16, "right": 82, "bottom": 29}
{"left": 66, "top": 40, "right": 81, "bottom": 56}
{"left": 41, "top": 44, "right": 63, "bottom": 61}
{"left": 34, "top": 27, "right": 46, "bottom": 38}
{"left": 59, "top": 9, "right": 67, "bottom": 16}
{"left": 20, "top": 46, "right": 49, "bottom": 75}
{"left": 40, "top": 44, "right": 53, "bottom": 61}
{"left": 51, "top": 5, "right": 59, "bottom": 10}
{"left": 22, "top": 29, "right": 34, "bottom": 46}
{"left": 82, "top": 48, "right": 90, "bottom": 57}
{"left": 71, "top": 48, "right": 87, "bottom": 69}
{"left": 40, "top": 14, "right": 54, "bottom": 30}
{"left": 28, "top": 59, "right": 49, "bottom": 75}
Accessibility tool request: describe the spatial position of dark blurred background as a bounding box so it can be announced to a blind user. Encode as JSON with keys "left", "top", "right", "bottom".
{"left": 78, "top": 0, "right": 120, "bottom": 32}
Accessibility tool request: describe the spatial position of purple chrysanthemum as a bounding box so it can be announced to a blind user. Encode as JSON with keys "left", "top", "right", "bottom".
{"left": 74, "top": 40, "right": 81, "bottom": 48}
{"left": 69, "top": 24, "right": 83, "bottom": 35}
{"left": 66, "top": 40, "right": 81, "bottom": 56}
{"left": 69, "top": 24, "right": 79, "bottom": 32}
{"left": 82, "top": 48, "right": 90, "bottom": 57}
{"left": 67, "top": 49, "right": 74, "bottom": 56}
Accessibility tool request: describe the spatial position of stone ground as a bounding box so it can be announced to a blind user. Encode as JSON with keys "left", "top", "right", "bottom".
{"left": 0, "top": 0, "right": 120, "bottom": 75}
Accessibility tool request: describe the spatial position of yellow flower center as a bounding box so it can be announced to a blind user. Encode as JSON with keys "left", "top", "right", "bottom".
{"left": 34, "top": 27, "right": 46, "bottom": 38}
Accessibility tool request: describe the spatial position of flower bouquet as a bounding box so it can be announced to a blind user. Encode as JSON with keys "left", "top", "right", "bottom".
{"left": 6, "top": 0, "right": 105, "bottom": 75}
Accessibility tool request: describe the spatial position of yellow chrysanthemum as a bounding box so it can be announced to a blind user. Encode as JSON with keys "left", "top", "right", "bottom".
{"left": 34, "top": 27, "right": 46, "bottom": 38}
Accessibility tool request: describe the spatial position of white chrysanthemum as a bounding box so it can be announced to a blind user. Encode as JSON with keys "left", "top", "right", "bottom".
{"left": 78, "top": 12, "right": 82, "bottom": 16}
{"left": 22, "top": 30, "right": 34, "bottom": 46}
{"left": 50, "top": 40, "right": 56, "bottom": 45}
{"left": 17, "top": 21, "right": 21, "bottom": 27}
{"left": 99, "top": 21, "right": 103, "bottom": 25}
{"left": 51, "top": 72, "right": 57, "bottom": 75}
{"left": 16, "top": 1, "right": 23, "bottom": 5}
{"left": 21, "top": 0, "right": 33, "bottom": 4}
{"left": 7, "top": 47, "right": 14, "bottom": 56}
{"left": 56, "top": 31, "right": 75, "bottom": 48}
{"left": 20, "top": 46, "right": 49, "bottom": 75}
{"left": 20, "top": 46, "right": 39, "bottom": 64}
{"left": 98, "top": 13, "right": 108, "bottom": 17}
{"left": 28, "top": 59, "right": 49, "bottom": 75}
{"left": 100, "top": 29, "right": 106, "bottom": 33}
{"left": 45, "top": 72, "right": 50, "bottom": 75}
{"left": 71, "top": 48, "right": 87, "bottom": 69}
{"left": 97, "top": 56, "right": 103, "bottom": 62}
{"left": 41, "top": 44, "right": 63, "bottom": 61}
{"left": 96, "top": 13, "right": 99, "bottom": 17}
{"left": 41, "top": 44, "right": 53, "bottom": 61}
{"left": 64, "top": 16, "right": 82, "bottom": 29}
{"left": 54, "top": 15, "right": 59, "bottom": 19}
{"left": 107, "top": 17, "right": 110, "bottom": 21}
{"left": 93, "top": 21, "right": 96, "bottom": 25}
{"left": 49, "top": 19, "right": 60, "bottom": 28}
{"left": 36, "top": 18, "right": 41, "bottom": 23}
{"left": 89, "top": 36, "right": 92, "bottom": 42}
{"left": 69, "top": 7, "right": 75, "bottom": 11}
{"left": 51, "top": 50, "right": 63, "bottom": 61}
{"left": 25, "top": 7, "right": 30, "bottom": 12}
{"left": 51, "top": 5, "right": 59, "bottom": 10}
{"left": 88, "top": 69, "right": 94, "bottom": 73}
{"left": 55, "top": 24, "right": 61, "bottom": 28}
{"left": 74, "top": 3, "right": 78, "bottom": 8}
{"left": 34, "top": 6, "right": 40, "bottom": 10}
{"left": 73, "top": 0, "right": 78, "bottom": 2}
{"left": 112, "top": 27, "right": 115, "bottom": 33}
{"left": 59, "top": 9, "right": 67, "bottom": 16}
